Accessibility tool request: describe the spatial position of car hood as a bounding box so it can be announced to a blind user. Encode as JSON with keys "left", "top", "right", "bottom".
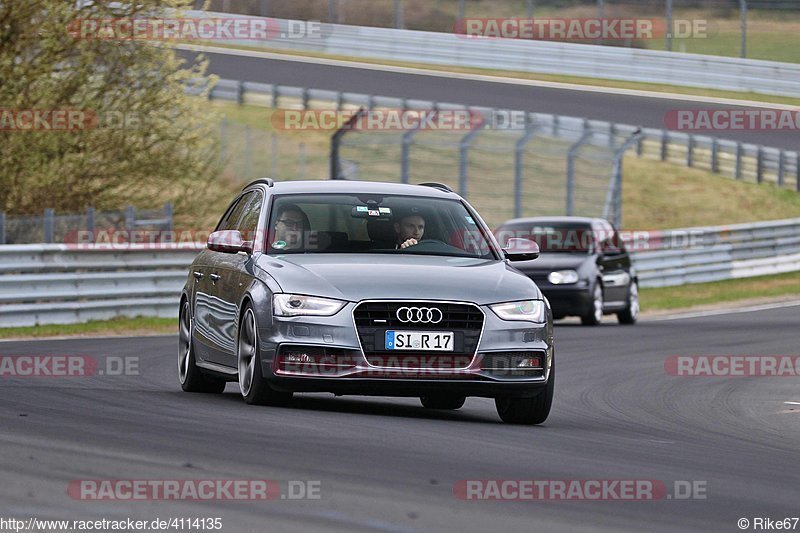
{"left": 256, "top": 253, "right": 541, "bottom": 304}
{"left": 512, "top": 252, "right": 592, "bottom": 273}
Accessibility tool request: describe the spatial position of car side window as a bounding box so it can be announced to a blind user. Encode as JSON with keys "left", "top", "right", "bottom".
{"left": 217, "top": 193, "right": 252, "bottom": 232}
{"left": 237, "top": 191, "right": 263, "bottom": 241}
{"left": 598, "top": 222, "right": 622, "bottom": 254}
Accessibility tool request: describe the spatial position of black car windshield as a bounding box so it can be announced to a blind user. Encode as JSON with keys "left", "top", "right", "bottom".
{"left": 495, "top": 222, "right": 595, "bottom": 254}
{"left": 266, "top": 194, "right": 497, "bottom": 259}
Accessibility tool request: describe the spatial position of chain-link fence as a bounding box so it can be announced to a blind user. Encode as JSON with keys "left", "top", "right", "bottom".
{"left": 0, "top": 205, "right": 173, "bottom": 245}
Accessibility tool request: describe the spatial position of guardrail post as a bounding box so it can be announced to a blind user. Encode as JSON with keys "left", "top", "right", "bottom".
{"left": 164, "top": 202, "right": 173, "bottom": 232}
{"left": 636, "top": 132, "right": 643, "bottom": 157}
{"left": 458, "top": 119, "right": 485, "bottom": 199}
{"left": 756, "top": 146, "right": 764, "bottom": 183}
{"left": 514, "top": 125, "right": 538, "bottom": 218}
{"left": 336, "top": 91, "right": 343, "bottom": 111}
{"left": 302, "top": 87, "right": 310, "bottom": 110}
{"left": 43, "top": 208, "right": 55, "bottom": 244}
{"left": 711, "top": 137, "right": 719, "bottom": 173}
{"left": 367, "top": 95, "right": 375, "bottom": 111}
{"left": 0, "top": 211, "right": 5, "bottom": 245}
{"left": 660, "top": 129, "right": 668, "bottom": 161}
{"left": 566, "top": 130, "right": 593, "bottom": 216}
{"left": 687, "top": 134, "right": 694, "bottom": 168}
{"left": 735, "top": 142, "right": 743, "bottom": 179}
{"left": 236, "top": 80, "right": 245, "bottom": 105}
{"left": 86, "top": 206, "right": 95, "bottom": 236}
{"left": 271, "top": 84, "right": 279, "bottom": 108}
{"left": 552, "top": 115, "right": 559, "bottom": 137}
{"left": 609, "top": 123, "right": 615, "bottom": 148}
{"left": 778, "top": 150, "right": 785, "bottom": 187}
{"left": 125, "top": 205, "right": 135, "bottom": 232}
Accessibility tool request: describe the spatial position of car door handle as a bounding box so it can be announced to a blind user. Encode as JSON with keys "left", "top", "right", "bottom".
{"left": 193, "top": 271, "right": 204, "bottom": 280}
{"left": 210, "top": 273, "right": 221, "bottom": 282}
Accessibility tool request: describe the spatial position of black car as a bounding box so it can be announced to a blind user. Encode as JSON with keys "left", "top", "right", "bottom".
{"left": 179, "top": 179, "right": 555, "bottom": 424}
{"left": 495, "top": 216, "right": 639, "bottom": 326}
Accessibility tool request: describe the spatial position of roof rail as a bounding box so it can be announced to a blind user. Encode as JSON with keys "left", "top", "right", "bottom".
{"left": 242, "top": 177, "right": 275, "bottom": 190}
{"left": 417, "top": 182, "right": 454, "bottom": 193}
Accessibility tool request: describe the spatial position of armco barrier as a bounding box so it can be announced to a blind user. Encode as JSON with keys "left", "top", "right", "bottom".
{"left": 185, "top": 11, "right": 800, "bottom": 98}
{"left": 1, "top": 217, "right": 799, "bottom": 327}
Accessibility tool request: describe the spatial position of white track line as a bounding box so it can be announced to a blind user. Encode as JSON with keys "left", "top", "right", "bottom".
{"left": 647, "top": 300, "right": 800, "bottom": 322}
{"left": 177, "top": 43, "right": 799, "bottom": 109}
{"left": 785, "top": 402, "right": 800, "bottom": 406}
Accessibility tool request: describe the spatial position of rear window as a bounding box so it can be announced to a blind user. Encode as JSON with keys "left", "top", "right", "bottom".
{"left": 495, "top": 222, "right": 595, "bottom": 253}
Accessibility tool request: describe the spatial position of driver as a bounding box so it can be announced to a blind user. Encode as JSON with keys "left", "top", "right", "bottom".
{"left": 394, "top": 213, "right": 425, "bottom": 249}
{"left": 271, "top": 203, "right": 309, "bottom": 250}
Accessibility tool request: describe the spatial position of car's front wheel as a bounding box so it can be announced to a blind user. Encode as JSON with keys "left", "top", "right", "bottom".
{"left": 580, "top": 283, "right": 603, "bottom": 326}
{"left": 494, "top": 362, "right": 554, "bottom": 425}
{"left": 617, "top": 280, "right": 640, "bottom": 325}
{"left": 238, "top": 305, "right": 293, "bottom": 406}
{"left": 420, "top": 395, "right": 466, "bottom": 410}
{"left": 178, "top": 300, "right": 226, "bottom": 393}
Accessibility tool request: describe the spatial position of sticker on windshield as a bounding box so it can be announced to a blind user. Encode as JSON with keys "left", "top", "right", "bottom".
{"left": 272, "top": 240, "right": 287, "bottom": 249}
{"left": 356, "top": 206, "right": 368, "bottom": 212}
{"left": 465, "top": 216, "right": 476, "bottom": 225}
{"left": 368, "top": 209, "right": 380, "bottom": 217}
{"left": 379, "top": 207, "right": 392, "bottom": 214}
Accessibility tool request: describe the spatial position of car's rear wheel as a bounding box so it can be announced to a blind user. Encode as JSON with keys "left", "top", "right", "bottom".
{"left": 420, "top": 395, "right": 466, "bottom": 410}
{"left": 178, "top": 300, "right": 226, "bottom": 393}
{"left": 494, "top": 362, "right": 554, "bottom": 425}
{"left": 617, "top": 280, "right": 640, "bottom": 325}
{"left": 238, "top": 305, "right": 293, "bottom": 406}
{"left": 580, "top": 283, "right": 603, "bottom": 326}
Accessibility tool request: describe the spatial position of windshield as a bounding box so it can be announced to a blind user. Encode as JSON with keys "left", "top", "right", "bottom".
{"left": 266, "top": 194, "right": 497, "bottom": 259}
{"left": 495, "top": 222, "right": 595, "bottom": 254}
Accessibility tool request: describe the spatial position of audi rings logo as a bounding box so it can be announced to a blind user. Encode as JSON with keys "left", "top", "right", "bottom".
{"left": 396, "top": 307, "right": 443, "bottom": 324}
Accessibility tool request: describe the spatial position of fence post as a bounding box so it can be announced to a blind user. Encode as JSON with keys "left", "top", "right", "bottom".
{"left": 665, "top": 0, "right": 673, "bottom": 51}
{"left": 740, "top": 0, "right": 747, "bottom": 58}
{"left": 43, "top": 208, "right": 55, "bottom": 244}
{"left": 778, "top": 150, "right": 785, "bottom": 187}
{"left": 596, "top": 0, "right": 604, "bottom": 45}
{"left": 330, "top": 108, "right": 365, "bottom": 179}
{"left": 164, "top": 202, "right": 173, "bottom": 232}
{"left": 756, "top": 146, "right": 763, "bottom": 183}
{"left": 566, "top": 130, "right": 593, "bottom": 216}
{"left": 687, "top": 134, "right": 694, "bottom": 168}
{"left": 86, "top": 206, "right": 95, "bottom": 237}
{"left": 526, "top": 0, "right": 534, "bottom": 17}
{"left": 458, "top": 120, "right": 484, "bottom": 199}
{"left": 0, "top": 211, "right": 5, "bottom": 245}
{"left": 260, "top": 0, "right": 269, "bottom": 16}
{"left": 328, "top": 0, "right": 338, "bottom": 23}
{"left": 125, "top": 205, "right": 135, "bottom": 232}
{"left": 711, "top": 137, "right": 719, "bottom": 173}
{"left": 660, "top": 129, "right": 668, "bottom": 161}
{"left": 401, "top": 110, "right": 437, "bottom": 184}
{"left": 605, "top": 129, "right": 642, "bottom": 229}
{"left": 514, "top": 125, "right": 538, "bottom": 219}
{"left": 394, "top": 0, "right": 405, "bottom": 29}
{"left": 735, "top": 142, "right": 743, "bottom": 179}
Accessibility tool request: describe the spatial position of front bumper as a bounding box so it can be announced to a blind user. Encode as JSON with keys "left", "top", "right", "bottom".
{"left": 258, "top": 301, "right": 553, "bottom": 398}
{"left": 539, "top": 285, "right": 593, "bottom": 317}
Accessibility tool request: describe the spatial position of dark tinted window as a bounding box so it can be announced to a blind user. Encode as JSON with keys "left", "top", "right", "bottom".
{"left": 216, "top": 192, "right": 253, "bottom": 232}
{"left": 237, "top": 191, "right": 263, "bottom": 240}
{"left": 495, "top": 222, "right": 595, "bottom": 253}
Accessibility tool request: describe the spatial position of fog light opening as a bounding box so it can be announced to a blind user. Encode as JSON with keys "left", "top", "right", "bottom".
{"left": 517, "top": 357, "right": 541, "bottom": 368}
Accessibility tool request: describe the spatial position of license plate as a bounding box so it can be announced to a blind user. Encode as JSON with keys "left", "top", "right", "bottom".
{"left": 385, "top": 331, "right": 454, "bottom": 351}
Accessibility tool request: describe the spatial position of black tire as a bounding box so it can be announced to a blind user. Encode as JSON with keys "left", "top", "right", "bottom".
{"left": 617, "top": 280, "right": 640, "bottom": 325}
{"left": 494, "top": 362, "right": 554, "bottom": 425}
{"left": 178, "top": 300, "right": 226, "bottom": 393}
{"left": 238, "top": 305, "right": 293, "bottom": 406}
{"left": 420, "top": 395, "right": 466, "bottom": 410}
{"left": 580, "top": 282, "right": 603, "bottom": 326}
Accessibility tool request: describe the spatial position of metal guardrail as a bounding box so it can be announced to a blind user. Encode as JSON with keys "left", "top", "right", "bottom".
{"left": 186, "top": 11, "right": 800, "bottom": 98}
{"left": 1, "top": 217, "right": 799, "bottom": 326}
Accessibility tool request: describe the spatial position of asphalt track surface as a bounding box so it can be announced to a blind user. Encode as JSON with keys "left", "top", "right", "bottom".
{"left": 178, "top": 49, "right": 800, "bottom": 150}
{"left": 2, "top": 306, "right": 798, "bottom": 532}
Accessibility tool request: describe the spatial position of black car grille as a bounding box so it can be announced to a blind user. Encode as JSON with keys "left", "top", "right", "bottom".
{"left": 353, "top": 301, "right": 484, "bottom": 357}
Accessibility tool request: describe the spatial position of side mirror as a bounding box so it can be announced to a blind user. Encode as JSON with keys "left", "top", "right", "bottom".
{"left": 208, "top": 230, "right": 253, "bottom": 254}
{"left": 503, "top": 238, "right": 539, "bottom": 262}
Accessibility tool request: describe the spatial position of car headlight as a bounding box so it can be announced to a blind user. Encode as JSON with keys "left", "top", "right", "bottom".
{"left": 548, "top": 270, "right": 580, "bottom": 285}
{"left": 490, "top": 300, "right": 546, "bottom": 323}
{"left": 273, "top": 294, "right": 346, "bottom": 317}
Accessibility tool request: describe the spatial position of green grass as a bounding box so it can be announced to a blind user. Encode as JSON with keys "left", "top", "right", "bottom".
{"left": 0, "top": 317, "right": 176, "bottom": 339}
{"left": 641, "top": 271, "right": 800, "bottom": 311}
